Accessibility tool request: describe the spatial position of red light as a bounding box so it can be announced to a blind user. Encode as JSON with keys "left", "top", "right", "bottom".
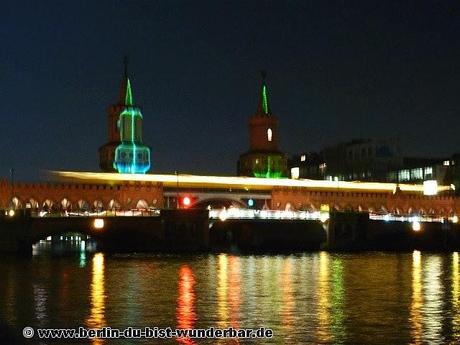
{"left": 182, "top": 196, "right": 191, "bottom": 207}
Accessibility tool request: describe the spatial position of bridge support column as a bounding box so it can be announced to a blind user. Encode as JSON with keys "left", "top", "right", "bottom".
{"left": 327, "top": 212, "right": 369, "bottom": 250}
{"left": 0, "top": 210, "right": 32, "bottom": 256}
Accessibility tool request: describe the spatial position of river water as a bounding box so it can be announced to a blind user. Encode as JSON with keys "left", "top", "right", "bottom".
{"left": 1, "top": 242, "right": 460, "bottom": 344}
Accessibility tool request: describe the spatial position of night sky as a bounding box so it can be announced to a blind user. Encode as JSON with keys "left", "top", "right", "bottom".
{"left": 2, "top": 1, "right": 459, "bottom": 181}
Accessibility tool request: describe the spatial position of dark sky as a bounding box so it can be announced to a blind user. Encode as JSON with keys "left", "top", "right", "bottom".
{"left": 1, "top": 0, "right": 459, "bottom": 180}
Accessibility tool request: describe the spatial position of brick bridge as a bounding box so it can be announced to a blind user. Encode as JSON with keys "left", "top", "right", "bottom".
{"left": 0, "top": 171, "right": 458, "bottom": 217}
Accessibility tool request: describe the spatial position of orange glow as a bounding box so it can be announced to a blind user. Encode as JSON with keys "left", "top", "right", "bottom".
{"left": 86, "top": 253, "right": 106, "bottom": 345}
{"left": 217, "top": 254, "right": 229, "bottom": 329}
{"left": 176, "top": 265, "right": 196, "bottom": 345}
{"left": 281, "top": 257, "right": 295, "bottom": 332}
{"left": 410, "top": 251, "right": 422, "bottom": 344}
{"left": 452, "top": 252, "right": 460, "bottom": 336}
{"left": 228, "top": 256, "right": 241, "bottom": 331}
{"left": 317, "top": 252, "right": 331, "bottom": 342}
{"left": 93, "top": 218, "right": 104, "bottom": 229}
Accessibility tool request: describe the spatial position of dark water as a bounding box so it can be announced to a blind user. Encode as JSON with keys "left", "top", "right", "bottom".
{"left": 1, "top": 242, "right": 460, "bottom": 344}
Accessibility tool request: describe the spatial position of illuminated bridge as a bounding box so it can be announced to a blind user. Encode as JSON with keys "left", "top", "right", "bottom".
{"left": 0, "top": 170, "right": 457, "bottom": 219}
{"left": 1, "top": 170, "right": 460, "bottom": 254}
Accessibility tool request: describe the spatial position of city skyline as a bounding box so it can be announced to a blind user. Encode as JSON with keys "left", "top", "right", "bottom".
{"left": 2, "top": 1, "right": 459, "bottom": 180}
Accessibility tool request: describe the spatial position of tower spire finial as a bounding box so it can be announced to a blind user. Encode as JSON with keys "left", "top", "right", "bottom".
{"left": 118, "top": 56, "right": 133, "bottom": 106}
{"left": 257, "top": 70, "right": 270, "bottom": 116}
{"left": 123, "top": 55, "right": 129, "bottom": 78}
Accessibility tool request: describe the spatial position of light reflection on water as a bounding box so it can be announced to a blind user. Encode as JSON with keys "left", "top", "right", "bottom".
{"left": 85, "top": 253, "right": 106, "bottom": 345}
{"left": 453, "top": 252, "right": 460, "bottom": 342}
{"left": 176, "top": 265, "right": 196, "bottom": 345}
{"left": 2, "top": 246, "right": 460, "bottom": 344}
{"left": 317, "top": 251, "right": 331, "bottom": 343}
{"left": 423, "top": 255, "right": 443, "bottom": 344}
{"left": 411, "top": 250, "right": 423, "bottom": 345}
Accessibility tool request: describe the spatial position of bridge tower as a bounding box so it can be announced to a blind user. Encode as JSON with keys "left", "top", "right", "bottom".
{"left": 237, "top": 71, "right": 287, "bottom": 178}
{"left": 99, "top": 58, "right": 151, "bottom": 173}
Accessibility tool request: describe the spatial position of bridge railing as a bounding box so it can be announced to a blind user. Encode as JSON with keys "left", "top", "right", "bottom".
{"left": 369, "top": 213, "right": 455, "bottom": 224}
{"left": 29, "top": 209, "right": 161, "bottom": 218}
{"left": 208, "top": 208, "right": 459, "bottom": 225}
{"left": 208, "top": 208, "right": 327, "bottom": 221}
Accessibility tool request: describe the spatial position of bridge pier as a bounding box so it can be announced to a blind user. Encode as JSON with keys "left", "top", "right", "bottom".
{"left": 0, "top": 210, "right": 33, "bottom": 256}
{"left": 210, "top": 219, "right": 326, "bottom": 252}
{"left": 327, "top": 212, "right": 369, "bottom": 250}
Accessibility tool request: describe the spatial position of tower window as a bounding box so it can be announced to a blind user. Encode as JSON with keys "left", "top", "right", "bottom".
{"left": 267, "top": 128, "right": 272, "bottom": 142}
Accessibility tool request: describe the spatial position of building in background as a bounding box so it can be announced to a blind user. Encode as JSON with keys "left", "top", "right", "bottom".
{"left": 289, "top": 140, "right": 460, "bottom": 193}
{"left": 99, "top": 58, "right": 151, "bottom": 174}
{"left": 290, "top": 139, "right": 402, "bottom": 181}
{"left": 288, "top": 152, "right": 323, "bottom": 180}
{"left": 237, "top": 72, "right": 287, "bottom": 178}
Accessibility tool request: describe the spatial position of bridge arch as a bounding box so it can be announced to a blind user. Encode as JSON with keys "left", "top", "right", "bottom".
{"left": 61, "top": 198, "right": 72, "bottom": 211}
{"left": 10, "top": 197, "right": 22, "bottom": 210}
{"left": 77, "top": 199, "right": 90, "bottom": 211}
{"left": 93, "top": 200, "right": 104, "bottom": 211}
{"left": 28, "top": 198, "right": 39, "bottom": 209}
{"left": 108, "top": 199, "right": 120, "bottom": 210}
{"left": 42, "top": 199, "right": 56, "bottom": 212}
{"left": 191, "top": 197, "right": 247, "bottom": 209}
{"left": 30, "top": 218, "right": 105, "bottom": 246}
{"left": 136, "top": 199, "right": 149, "bottom": 210}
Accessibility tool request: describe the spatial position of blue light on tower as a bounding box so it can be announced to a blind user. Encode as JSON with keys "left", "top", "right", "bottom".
{"left": 113, "top": 78, "right": 151, "bottom": 174}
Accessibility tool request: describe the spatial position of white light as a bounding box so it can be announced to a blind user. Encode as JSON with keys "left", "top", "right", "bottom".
{"left": 453, "top": 215, "right": 459, "bottom": 224}
{"left": 411, "top": 216, "right": 420, "bottom": 223}
{"left": 300, "top": 155, "right": 306, "bottom": 162}
{"left": 383, "top": 214, "right": 390, "bottom": 222}
{"left": 219, "top": 209, "right": 228, "bottom": 222}
{"left": 412, "top": 221, "right": 421, "bottom": 232}
{"left": 182, "top": 196, "right": 191, "bottom": 206}
{"left": 267, "top": 128, "right": 272, "bottom": 142}
{"left": 320, "top": 213, "right": 329, "bottom": 223}
{"left": 53, "top": 171, "right": 452, "bottom": 194}
{"left": 93, "top": 218, "right": 104, "bottom": 229}
{"left": 46, "top": 236, "right": 52, "bottom": 241}
{"left": 423, "top": 180, "right": 438, "bottom": 196}
{"left": 8, "top": 209, "right": 15, "bottom": 217}
{"left": 291, "top": 167, "right": 300, "bottom": 179}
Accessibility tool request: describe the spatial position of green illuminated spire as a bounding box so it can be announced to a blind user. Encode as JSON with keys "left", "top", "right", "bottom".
{"left": 257, "top": 70, "right": 270, "bottom": 116}
{"left": 125, "top": 78, "right": 133, "bottom": 106}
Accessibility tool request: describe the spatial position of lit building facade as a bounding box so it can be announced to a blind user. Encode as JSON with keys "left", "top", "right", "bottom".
{"left": 99, "top": 58, "right": 151, "bottom": 174}
{"left": 289, "top": 140, "right": 460, "bottom": 193}
{"left": 237, "top": 72, "right": 287, "bottom": 178}
{"left": 290, "top": 139, "right": 403, "bottom": 181}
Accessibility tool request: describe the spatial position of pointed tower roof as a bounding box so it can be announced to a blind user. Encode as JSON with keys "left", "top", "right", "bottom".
{"left": 256, "top": 70, "right": 271, "bottom": 116}
{"left": 117, "top": 56, "right": 134, "bottom": 106}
